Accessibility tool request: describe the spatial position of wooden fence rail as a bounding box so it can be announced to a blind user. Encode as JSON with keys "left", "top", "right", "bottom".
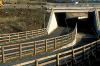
{"left": 14, "top": 38, "right": 100, "bottom": 66}
{"left": 0, "top": 28, "right": 46, "bottom": 44}
{"left": 0, "top": 26, "right": 76, "bottom": 63}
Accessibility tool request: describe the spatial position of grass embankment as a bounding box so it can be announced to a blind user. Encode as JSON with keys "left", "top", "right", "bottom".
{"left": 0, "top": 8, "right": 44, "bottom": 34}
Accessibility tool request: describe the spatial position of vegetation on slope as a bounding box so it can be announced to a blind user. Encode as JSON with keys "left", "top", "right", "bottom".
{"left": 0, "top": 8, "right": 45, "bottom": 34}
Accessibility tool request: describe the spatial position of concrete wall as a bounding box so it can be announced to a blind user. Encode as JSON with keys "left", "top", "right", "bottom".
{"left": 0, "top": 0, "right": 3, "bottom": 6}
{"left": 54, "top": 25, "right": 77, "bottom": 52}
{"left": 95, "top": 10, "right": 100, "bottom": 36}
{"left": 66, "top": 12, "right": 88, "bottom": 19}
{"left": 98, "top": 11, "right": 100, "bottom": 34}
{"left": 47, "top": 11, "right": 58, "bottom": 34}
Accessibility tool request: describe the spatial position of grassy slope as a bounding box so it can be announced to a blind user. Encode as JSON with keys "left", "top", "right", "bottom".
{"left": 0, "top": 8, "right": 44, "bottom": 34}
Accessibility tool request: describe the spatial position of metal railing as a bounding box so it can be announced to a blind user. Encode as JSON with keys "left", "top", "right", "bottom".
{"left": 0, "top": 28, "right": 46, "bottom": 44}
{"left": 0, "top": 25, "right": 77, "bottom": 63}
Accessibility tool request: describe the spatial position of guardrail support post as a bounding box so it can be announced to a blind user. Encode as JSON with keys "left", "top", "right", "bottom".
{"left": 45, "top": 39, "right": 47, "bottom": 52}
{"left": 57, "top": 54, "right": 59, "bottom": 66}
{"left": 54, "top": 38, "right": 56, "bottom": 49}
{"left": 2, "top": 46, "right": 5, "bottom": 63}
{"left": 18, "top": 33, "right": 20, "bottom": 40}
{"left": 36, "top": 60, "right": 38, "bottom": 66}
{"left": 72, "top": 46, "right": 76, "bottom": 66}
{"left": 91, "top": 44, "right": 96, "bottom": 59}
{"left": 26, "top": 31, "right": 28, "bottom": 39}
{"left": 34, "top": 41, "right": 36, "bottom": 55}
{"left": 96, "top": 41, "right": 98, "bottom": 56}
{"left": 83, "top": 46, "right": 85, "bottom": 64}
{"left": 19, "top": 43, "right": 22, "bottom": 59}
{"left": 9, "top": 34, "right": 11, "bottom": 42}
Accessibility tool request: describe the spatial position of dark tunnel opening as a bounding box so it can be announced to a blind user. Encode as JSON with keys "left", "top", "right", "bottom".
{"left": 54, "top": 12, "right": 97, "bottom": 46}
{"left": 55, "top": 12, "right": 67, "bottom": 27}
{"left": 66, "top": 12, "right": 96, "bottom": 35}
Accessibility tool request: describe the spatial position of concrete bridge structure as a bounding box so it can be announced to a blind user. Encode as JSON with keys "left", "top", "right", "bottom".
{"left": 45, "top": 3, "right": 100, "bottom": 37}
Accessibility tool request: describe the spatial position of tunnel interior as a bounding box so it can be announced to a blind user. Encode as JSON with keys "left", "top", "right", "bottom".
{"left": 55, "top": 12, "right": 96, "bottom": 35}
{"left": 66, "top": 12, "right": 96, "bottom": 34}
{"left": 55, "top": 12, "right": 67, "bottom": 27}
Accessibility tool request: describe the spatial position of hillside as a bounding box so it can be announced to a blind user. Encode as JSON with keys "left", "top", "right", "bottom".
{"left": 0, "top": 8, "right": 45, "bottom": 34}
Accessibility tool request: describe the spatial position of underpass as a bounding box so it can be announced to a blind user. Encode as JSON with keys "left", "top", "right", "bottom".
{"left": 53, "top": 11, "right": 98, "bottom": 46}
{"left": 65, "top": 12, "right": 98, "bottom": 47}
{"left": 5, "top": 10, "right": 96, "bottom": 66}
{"left": 1, "top": 3, "right": 100, "bottom": 66}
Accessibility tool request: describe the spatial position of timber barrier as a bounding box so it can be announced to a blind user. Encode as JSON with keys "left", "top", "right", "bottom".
{"left": 0, "top": 28, "right": 46, "bottom": 44}
{"left": 14, "top": 37, "right": 99, "bottom": 66}
{"left": 0, "top": 26, "right": 77, "bottom": 63}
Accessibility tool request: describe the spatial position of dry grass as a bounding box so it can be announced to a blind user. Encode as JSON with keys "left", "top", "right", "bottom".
{"left": 0, "top": 8, "right": 45, "bottom": 34}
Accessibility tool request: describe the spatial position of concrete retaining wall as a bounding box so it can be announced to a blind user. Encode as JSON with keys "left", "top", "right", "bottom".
{"left": 47, "top": 10, "right": 58, "bottom": 34}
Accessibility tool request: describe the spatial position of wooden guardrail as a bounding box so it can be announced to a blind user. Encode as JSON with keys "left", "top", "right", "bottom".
{"left": 0, "top": 28, "right": 46, "bottom": 44}
{"left": 0, "top": 26, "right": 76, "bottom": 63}
{"left": 14, "top": 37, "right": 100, "bottom": 66}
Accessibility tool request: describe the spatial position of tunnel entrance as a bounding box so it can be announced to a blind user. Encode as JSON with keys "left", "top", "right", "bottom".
{"left": 55, "top": 12, "right": 67, "bottom": 27}
{"left": 48, "top": 11, "right": 98, "bottom": 47}
{"left": 66, "top": 12, "right": 96, "bottom": 35}
{"left": 55, "top": 12, "right": 96, "bottom": 34}
{"left": 54, "top": 12, "right": 97, "bottom": 47}
{"left": 66, "top": 12, "right": 97, "bottom": 46}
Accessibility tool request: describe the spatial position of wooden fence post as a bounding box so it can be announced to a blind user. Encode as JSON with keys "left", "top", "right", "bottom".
{"left": 9, "top": 34, "right": 11, "bottom": 42}
{"left": 96, "top": 41, "right": 98, "bottom": 55}
{"left": 45, "top": 39, "right": 47, "bottom": 52}
{"left": 83, "top": 46, "right": 85, "bottom": 61}
{"left": 90, "top": 43, "right": 93, "bottom": 55}
{"left": 19, "top": 43, "right": 22, "bottom": 59}
{"left": 26, "top": 31, "right": 28, "bottom": 39}
{"left": 72, "top": 46, "right": 75, "bottom": 65}
{"left": 34, "top": 41, "right": 36, "bottom": 55}
{"left": 54, "top": 38, "right": 56, "bottom": 49}
{"left": 91, "top": 43, "right": 96, "bottom": 58}
{"left": 18, "top": 33, "right": 20, "bottom": 40}
{"left": 36, "top": 59, "right": 38, "bottom": 66}
{"left": 2, "top": 46, "right": 5, "bottom": 63}
{"left": 57, "top": 54, "right": 59, "bottom": 66}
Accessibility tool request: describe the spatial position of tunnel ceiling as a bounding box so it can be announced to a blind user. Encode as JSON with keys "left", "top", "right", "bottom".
{"left": 66, "top": 12, "right": 88, "bottom": 19}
